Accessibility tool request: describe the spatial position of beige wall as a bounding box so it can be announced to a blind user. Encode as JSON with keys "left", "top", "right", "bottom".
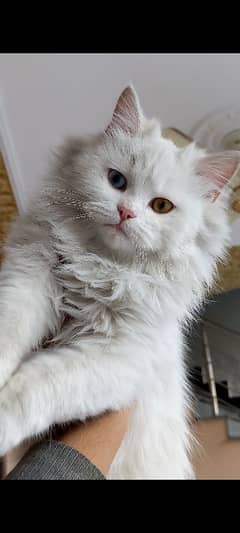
{"left": 193, "top": 418, "right": 240, "bottom": 480}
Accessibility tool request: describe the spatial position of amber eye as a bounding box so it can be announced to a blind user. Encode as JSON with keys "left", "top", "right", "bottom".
{"left": 151, "top": 197, "right": 175, "bottom": 214}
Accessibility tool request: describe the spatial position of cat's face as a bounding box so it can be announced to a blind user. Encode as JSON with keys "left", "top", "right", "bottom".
{"left": 78, "top": 134, "right": 203, "bottom": 259}
{"left": 68, "top": 87, "right": 239, "bottom": 261}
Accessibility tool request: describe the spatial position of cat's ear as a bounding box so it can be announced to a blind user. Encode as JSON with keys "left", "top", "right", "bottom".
{"left": 105, "top": 86, "right": 144, "bottom": 136}
{"left": 196, "top": 151, "right": 240, "bottom": 201}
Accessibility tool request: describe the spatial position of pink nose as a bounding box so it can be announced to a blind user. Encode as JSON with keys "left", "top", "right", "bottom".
{"left": 118, "top": 205, "right": 136, "bottom": 222}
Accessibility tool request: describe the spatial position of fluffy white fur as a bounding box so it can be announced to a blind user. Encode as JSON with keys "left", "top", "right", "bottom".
{"left": 0, "top": 86, "right": 239, "bottom": 479}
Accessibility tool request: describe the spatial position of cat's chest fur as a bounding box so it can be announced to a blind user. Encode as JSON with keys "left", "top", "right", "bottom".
{"left": 52, "top": 246, "right": 164, "bottom": 343}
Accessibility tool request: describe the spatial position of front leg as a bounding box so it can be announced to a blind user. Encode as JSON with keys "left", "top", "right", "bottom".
{"left": 0, "top": 222, "right": 61, "bottom": 389}
{"left": 0, "top": 343, "right": 141, "bottom": 457}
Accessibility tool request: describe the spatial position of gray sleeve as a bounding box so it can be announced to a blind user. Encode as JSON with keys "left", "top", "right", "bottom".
{"left": 5, "top": 440, "right": 105, "bottom": 480}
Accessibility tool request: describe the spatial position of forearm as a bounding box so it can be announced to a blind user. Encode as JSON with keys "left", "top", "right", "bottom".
{"left": 5, "top": 440, "right": 105, "bottom": 480}
{"left": 0, "top": 345, "right": 137, "bottom": 457}
{"left": 0, "top": 252, "right": 60, "bottom": 387}
{"left": 0, "top": 258, "right": 56, "bottom": 347}
{"left": 59, "top": 410, "right": 130, "bottom": 476}
{"left": 5, "top": 410, "right": 130, "bottom": 480}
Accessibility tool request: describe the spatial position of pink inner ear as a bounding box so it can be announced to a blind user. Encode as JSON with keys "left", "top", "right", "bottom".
{"left": 105, "top": 86, "right": 143, "bottom": 136}
{"left": 196, "top": 152, "right": 240, "bottom": 201}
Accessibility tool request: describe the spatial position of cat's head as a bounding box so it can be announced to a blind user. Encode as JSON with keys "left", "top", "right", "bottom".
{"left": 55, "top": 86, "right": 239, "bottom": 268}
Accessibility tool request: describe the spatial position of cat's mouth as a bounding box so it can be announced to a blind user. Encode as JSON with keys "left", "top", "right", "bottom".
{"left": 105, "top": 223, "right": 127, "bottom": 237}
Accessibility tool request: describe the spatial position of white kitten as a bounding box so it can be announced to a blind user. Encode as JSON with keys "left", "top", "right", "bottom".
{"left": 0, "top": 87, "right": 238, "bottom": 479}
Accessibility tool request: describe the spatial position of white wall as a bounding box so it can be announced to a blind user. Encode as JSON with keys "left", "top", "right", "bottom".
{"left": 0, "top": 53, "right": 240, "bottom": 242}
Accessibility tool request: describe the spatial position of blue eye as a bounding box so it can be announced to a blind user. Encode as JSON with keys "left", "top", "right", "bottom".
{"left": 108, "top": 169, "right": 127, "bottom": 191}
